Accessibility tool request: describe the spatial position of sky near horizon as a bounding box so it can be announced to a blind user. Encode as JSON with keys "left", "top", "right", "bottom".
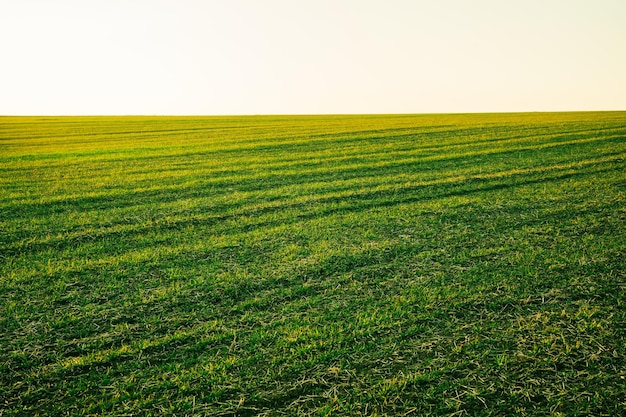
{"left": 1, "top": 0, "right": 625, "bottom": 115}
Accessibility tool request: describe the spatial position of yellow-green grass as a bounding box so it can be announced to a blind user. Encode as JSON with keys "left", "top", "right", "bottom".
{"left": 1, "top": 112, "right": 625, "bottom": 416}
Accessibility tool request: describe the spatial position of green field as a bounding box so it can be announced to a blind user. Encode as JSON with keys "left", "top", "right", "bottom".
{"left": 1, "top": 113, "right": 625, "bottom": 416}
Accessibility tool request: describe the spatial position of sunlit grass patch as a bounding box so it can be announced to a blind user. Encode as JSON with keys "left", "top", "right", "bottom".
{"left": 1, "top": 112, "right": 625, "bottom": 415}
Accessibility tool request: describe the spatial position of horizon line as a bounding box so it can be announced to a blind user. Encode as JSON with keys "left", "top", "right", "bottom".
{"left": 2, "top": 109, "right": 626, "bottom": 118}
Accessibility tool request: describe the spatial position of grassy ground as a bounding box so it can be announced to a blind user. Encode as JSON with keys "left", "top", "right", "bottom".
{"left": 1, "top": 112, "right": 625, "bottom": 416}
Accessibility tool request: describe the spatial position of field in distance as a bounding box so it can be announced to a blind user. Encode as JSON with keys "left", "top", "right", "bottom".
{"left": 1, "top": 112, "right": 625, "bottom": 416}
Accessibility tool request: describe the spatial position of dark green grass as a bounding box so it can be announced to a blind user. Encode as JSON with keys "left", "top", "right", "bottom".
{"left": 1, "top": 112, "right": 625, "bottom": 416}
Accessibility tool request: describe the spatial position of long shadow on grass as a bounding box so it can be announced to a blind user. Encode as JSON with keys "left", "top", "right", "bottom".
{"left": 3, "top": 138, "right": 622, "bottom": 226}
{"left": 3, "top": 154, "right": 622, "bottom": 261}
{"left": 2, "top": 160, "right": 619, "bottom": 312}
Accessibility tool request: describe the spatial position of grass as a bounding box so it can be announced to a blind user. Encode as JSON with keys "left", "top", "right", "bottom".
{"left": 1, "top": 112, "right": 625, "bottom": 416}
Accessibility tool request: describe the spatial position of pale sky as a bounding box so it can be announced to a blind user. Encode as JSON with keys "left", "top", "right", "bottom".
{"left": 1, "top": 0, "right": 625, "bottom": 115}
